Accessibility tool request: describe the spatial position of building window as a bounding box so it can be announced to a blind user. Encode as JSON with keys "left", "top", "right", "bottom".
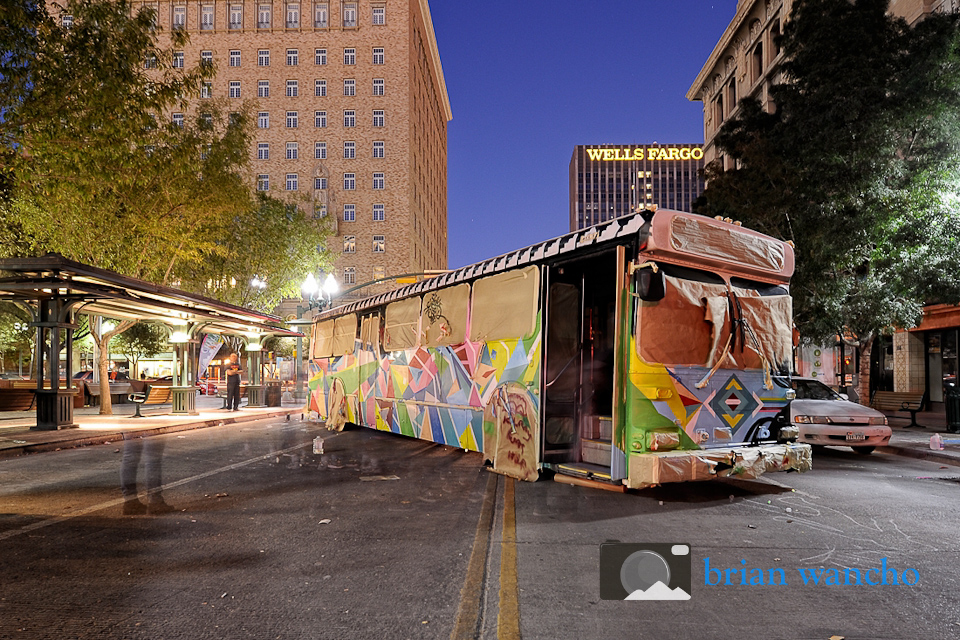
{"left": 343, "top": 48, "right": 356, "bottom": 65}
{"left": 752, "top": 42, "right": 764, "bottom": 84}
{"left": 201, "top": 50, "right": 213, "bottom": 67}
{"left": 343, "top": 267, "right": 356, "bottom": 285}
{"left": 315, "top": 48, "right": 327, "bottom": 65}
{"left": 229, "top": 81, "right": 241, "bottom": 98}
{"left": 257, "top": 174, "right": 270, "bottom": 191}
{"left": 373, "top": 78, "right": 384, "bottom": 96}
{"left": 372, "top": 235, "right": 385, "bottom": 253}
{"left": 286, "top": 142, "right": 299, "bottom": 160}
{"left": 314, "top": 2, "right": 328, "bottom": 27}
{"left": 315, "top": 177, "right": 327, "bottom": 189}
{"left": 201, "top": 82, "right": 212, "bottom": 99}
{"left": 286, "top": 79, "right": 299, "bottom": 97}
{"left": 372, "top": 47, "right": 384, "bottom": 65}
{"left": 315, "top": 141, "right": 327, "bottom": 159}
{"left": 315, "top": 79, "right": 327, "bottom": 97}
{"left": 144, "top": 55, "right": 157, "bottom": 69}
{"left": 373, "top": 141, "right": 385, "bottom": 158}
{"left": 258, "top": 111, "right": 269, "bottom": 128}
{"left": 286, "top": 2, "right": 300, "bottom": 27}
{"left": 372, "top": 110, "right": 385, "bottom": 127}
{"left": 286, "top": 111, "right": 299, "bottom": 128}
{"left": 372, "top": 6, "right": 385, "bottom": 25}
{"left": 172, "top": 113, "right": 184, "bottom": 128}
{"left": 373, "top": 266, "right": 385, "bottom": 280}
{"left": 258, "top": 80, "right": 269, "bottom": 97}
{"left": 258, "top": 3, "right": 271, "bottom": 27}
{"left": 343, "top": 141, "right": 355, "bottom": 159}
{"left": 343, "top": 110, "right": 355, "bottom": 127}
{"left": 172, "top": 6, "right": 185, "bottom": 30}
{"left": 201, "top": 3, "right": 214, "bottom": 29}
{"left": 258, "top": 143, "right": 270, "bottom": 160}
{"left": 287, "top": 49, "right": 299, "bottom": 66}
{"left": 172, "top": 51, "right": 184, "bottom": 68}
{"left": 342, "top": 2, "right": 357, "bottom": 27}
{"left": 373, "top": 204, "right": 385, "bottom": 221}
{"left": 343, "top": 204, "right": 356, "bottom": 222}
{"left": 286, "top": 173, "right": 299, "bottom": 191}
{"left": 343, "top": 173, "right": 355, "bottom": 190}
{"left": 343, "top": 235, "right": 356, "bottom": 253}
{"left": 343, "top": 79, "right": 355, "bottom": 96}
{"left": 229, "top": 4, "right": 243, "bottom": 28}
{"left": 258, "top": 49, "right": 270, "bottom": 66}
{"left": 315, "top": 110, "right": 327, "bottom": 128}
{"left": 372, "top": 172, "right": 384, "bottom": 190}
{"left": 228, "top": 50, "right": 241, "bottom": 67}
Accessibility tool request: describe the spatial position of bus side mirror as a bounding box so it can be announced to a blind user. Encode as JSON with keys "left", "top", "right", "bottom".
{"left": 635, "top": 267, "right": 665, "bottom": 302}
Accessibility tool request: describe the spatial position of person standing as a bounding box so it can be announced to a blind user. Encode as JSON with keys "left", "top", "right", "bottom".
{"left": 225, "top": 352, "right": 242, "bottom": 411}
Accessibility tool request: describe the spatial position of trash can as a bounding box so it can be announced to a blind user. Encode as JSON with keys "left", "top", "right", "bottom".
{"left": 945, "top": 384, "right": 960, "bottom": 434}
{"left": 264, "top": 381, "right": 282, "bottom": 407}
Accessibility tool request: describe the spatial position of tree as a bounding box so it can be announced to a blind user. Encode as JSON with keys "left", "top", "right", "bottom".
{"left": 113, "top": 322, "right": 167, "bottom": 378}
{"left": 695, "top": 0, "right": 960, "bottom": 401}
{"left": 0, "top": 302, "right": 33, "bottom": 374}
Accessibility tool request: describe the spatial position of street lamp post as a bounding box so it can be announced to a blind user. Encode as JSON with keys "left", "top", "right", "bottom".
{"left": 293, "top": 273, "right": 339, "bottom": 402}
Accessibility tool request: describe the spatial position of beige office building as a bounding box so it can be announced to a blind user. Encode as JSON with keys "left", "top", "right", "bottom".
{"left": 687, "top": 0, "right": 954, "bottom": 168}
{"left": 145, "top": 0, "right": 451, "bottom": 299}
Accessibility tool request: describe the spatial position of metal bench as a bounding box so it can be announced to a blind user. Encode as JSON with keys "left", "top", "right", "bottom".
{"left": 870, "top": 390, "right": 926, "bottom": 428}
{"left": 128, "top": 385, "right": 173, "bottom": 418}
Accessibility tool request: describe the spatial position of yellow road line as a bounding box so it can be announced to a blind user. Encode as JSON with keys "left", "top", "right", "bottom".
{"left": 450, "top": 472, "right": 498, "bottom": 640}
{"left": 497, "top": 477, "right": 521, "bottom": 640}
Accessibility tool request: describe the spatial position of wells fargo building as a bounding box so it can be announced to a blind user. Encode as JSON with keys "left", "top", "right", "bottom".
{"left": 569, "top": 144, "right": 705, "bottom": 231}
{"left": 148, "top": 0, "right": 451, "bottom": 293}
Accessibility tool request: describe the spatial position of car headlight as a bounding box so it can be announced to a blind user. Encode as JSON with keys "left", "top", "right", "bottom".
{"left": 795, "top": 415, "right": 830, "bottom": 424}
{"left": 868, "top": 416, "right": 888, "bottom": 426}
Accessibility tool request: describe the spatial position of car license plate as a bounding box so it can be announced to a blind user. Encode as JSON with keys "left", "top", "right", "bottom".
{"left": 846, "top": 431, "right": 866, "bottom": 442}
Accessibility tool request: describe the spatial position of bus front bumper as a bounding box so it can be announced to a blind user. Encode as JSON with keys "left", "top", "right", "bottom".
{"left": 626, "top": 442, "right": 812, "bottom": 490}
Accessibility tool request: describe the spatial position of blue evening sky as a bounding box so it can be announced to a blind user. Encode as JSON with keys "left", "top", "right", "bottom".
{"left": 430, "top": 0, "right": 738, "bottom": 268}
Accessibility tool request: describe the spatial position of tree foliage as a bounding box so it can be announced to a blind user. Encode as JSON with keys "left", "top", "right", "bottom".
{"left": 696, "top": 0, "right": 960, "bottom": 350}
{"left": 113, "top": 322, "right": 167, "bottom": 375}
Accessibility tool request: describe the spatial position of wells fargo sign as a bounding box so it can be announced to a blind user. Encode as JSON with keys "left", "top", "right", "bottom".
{"left": 585, "top": 147, "right": 704, "bottom": 162}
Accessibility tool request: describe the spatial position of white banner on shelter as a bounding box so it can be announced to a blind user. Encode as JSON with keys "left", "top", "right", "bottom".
{"left": 198, "top": 334, "right": 225, "bottom": 378}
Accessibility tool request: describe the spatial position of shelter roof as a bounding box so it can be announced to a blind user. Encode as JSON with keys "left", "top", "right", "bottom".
{"left": 0, "top": 254, "right": 301, "bottom": 338}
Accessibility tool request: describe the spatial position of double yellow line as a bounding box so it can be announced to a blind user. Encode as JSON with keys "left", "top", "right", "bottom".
{"left": 451, "top": 473, "right": 522, "bottom": 640}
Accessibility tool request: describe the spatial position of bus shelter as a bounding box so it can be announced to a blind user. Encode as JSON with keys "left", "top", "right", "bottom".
{"left": 0, "top": 254, "right": 302, "bottom": 430}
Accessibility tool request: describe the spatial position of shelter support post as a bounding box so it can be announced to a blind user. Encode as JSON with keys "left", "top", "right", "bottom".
{"left": 32, "top": 297, "right": 78, "bottom": 430}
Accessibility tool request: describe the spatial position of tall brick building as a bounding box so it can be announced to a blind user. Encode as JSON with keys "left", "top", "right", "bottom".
{"left": 145, "top": 0, "right": 451, "bottom": 297}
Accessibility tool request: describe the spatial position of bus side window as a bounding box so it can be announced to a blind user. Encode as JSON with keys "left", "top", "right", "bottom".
{"left": 421, "top": 283, "right": 469, "bottom": 347}
{"left": 312, "top": 319, "right": 335, "bottom": 359}
{"left": 360, "top": 313, "right": 381, "bottom": 351}
{"left": 332, "top": 314, "right": 358, "bottom": 356}
{"left": 384, "top": 297, "right": 422, "bottom": 351}
{"left": 470, "top": 266, "right": 539, "bottom": 342}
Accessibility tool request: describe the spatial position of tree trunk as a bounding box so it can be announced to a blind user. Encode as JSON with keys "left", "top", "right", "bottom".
{"left": 857, "top": 332, "right": 876, "bottom": 407}
{"left": 89, "top": 317, "right": 137, "bottom": 415}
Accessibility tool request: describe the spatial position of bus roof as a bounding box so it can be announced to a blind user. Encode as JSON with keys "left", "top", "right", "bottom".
{"left": 316, "top": 209, "right": 793, "bottom": 321}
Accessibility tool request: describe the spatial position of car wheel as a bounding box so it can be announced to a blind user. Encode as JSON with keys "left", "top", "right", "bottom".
{"left": 852, "top": 446, "right": 875, "bottom": 455}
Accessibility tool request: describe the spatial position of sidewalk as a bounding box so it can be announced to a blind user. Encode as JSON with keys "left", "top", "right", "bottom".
{"left": 0, "top": 394, "right": 306, "bottom": 458}
{"left": 878, "top": 408, "right": 960, "bottom": 467}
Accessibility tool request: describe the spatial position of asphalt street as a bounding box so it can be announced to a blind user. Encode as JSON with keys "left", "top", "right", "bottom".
{"left": 0, "top": 417, "right": 957, "bottom": 640}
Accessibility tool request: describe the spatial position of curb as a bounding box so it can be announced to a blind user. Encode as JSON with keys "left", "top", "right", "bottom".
{"left": 0, "top": 408, "right": 301, "bottom": 459}
{"left": 879, "top": 444, "right": 960, "bottom": 468}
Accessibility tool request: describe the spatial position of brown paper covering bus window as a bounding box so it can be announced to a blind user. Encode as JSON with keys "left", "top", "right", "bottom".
{"left": 332, "top": 314, "right": 358, "bottom": 356}
{"left": 670, "top": 215, "right": 784, "bottom": 273}
{"left": 638, "top": 276, "right": 792, "bottom": 370}
{"left": 312, "top": 319, "right": 336, "bottom": 359}
{"left": 469, "top": 266, "right": 540, "bottom": 342}
{"left": 421, "top": 283, "right": 470, "bottom": 347}
{"left": 360, "top": 314, "right": 380, "bottom": 350}
{"left": 384, "top": 296, "right": 422, "bottom": 351}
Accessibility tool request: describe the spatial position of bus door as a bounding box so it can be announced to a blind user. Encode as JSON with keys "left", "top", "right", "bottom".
{"left": 543, "top": 248, "right": 625, "bottom": 481}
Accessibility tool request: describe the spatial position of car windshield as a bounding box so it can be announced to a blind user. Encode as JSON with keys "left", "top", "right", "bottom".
{"left": 793, "top": 379, "right": 842, "bottom": 400}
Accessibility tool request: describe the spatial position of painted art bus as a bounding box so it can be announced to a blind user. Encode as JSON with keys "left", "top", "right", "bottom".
{"left": 306, "top": 209, "right": 812, "bottom": 490}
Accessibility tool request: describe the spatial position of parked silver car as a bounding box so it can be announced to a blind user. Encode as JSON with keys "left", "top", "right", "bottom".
{"left": 788, "top": 377, "right": 891, "bottom": 454}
